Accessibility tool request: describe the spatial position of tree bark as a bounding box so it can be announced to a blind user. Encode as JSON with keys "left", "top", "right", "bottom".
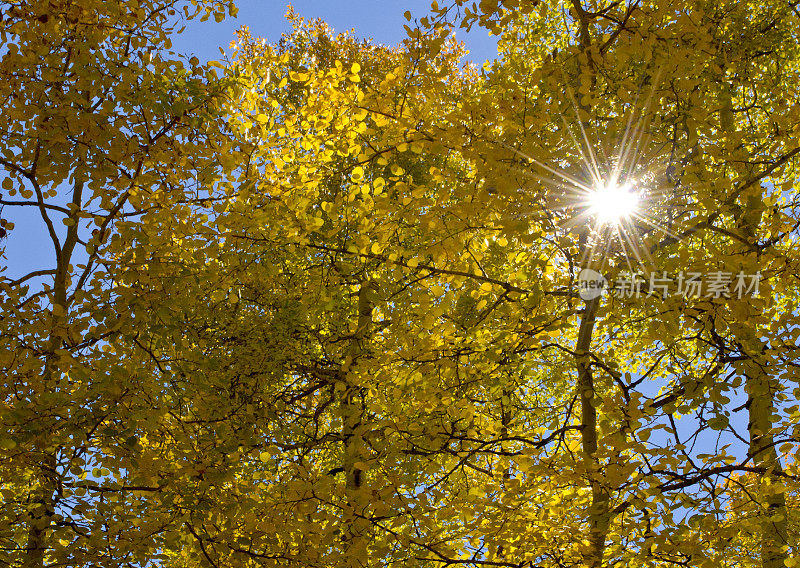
{"left": 22, "top": 174, "right": 84, "bottom": 567}
{"left": 575, "top": 296, "right": 610, "bottom": 568}
{"left": 339, "top": 281, "right": 376, "bottom": 568}
{"left": 720, "top": 70, "right": 789, "bottom": 568}
{"left": 746, "top": 362, "right": 790, "bottom": 568}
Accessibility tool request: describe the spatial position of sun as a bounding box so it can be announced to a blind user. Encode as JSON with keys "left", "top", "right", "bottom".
{"left": 586, "top": 181, "right": 639, "bottom": 225}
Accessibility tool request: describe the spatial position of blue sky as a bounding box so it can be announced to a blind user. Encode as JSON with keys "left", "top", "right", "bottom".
{"left": 170, "top": 1, "right": 499, "bottom": 64}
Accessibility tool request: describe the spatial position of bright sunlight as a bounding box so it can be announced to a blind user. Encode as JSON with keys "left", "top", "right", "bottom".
{"left": 586, "top": 181, "right": 639, "bottom": 225}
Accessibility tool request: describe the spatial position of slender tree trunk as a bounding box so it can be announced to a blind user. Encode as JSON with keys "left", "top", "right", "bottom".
{"left": 732, "top": 246, "right": 790, "bottom": 568}
{"left": 22, "top": 452, "right": 56, "bottom": 568}
{"left": 23, "top": 324, "right": 61, "bottom": 568}
{"left": 746, "top": 362, "right": 789, "bottom": 568}
{"left": 735, "top": 236, "right": 790, "bottom": 568}
{"left": 339, "top": 281, "right": 376, "bottom": 568}
{"left": 564, "top": 3, "right": 614, "bottom": 563}
{"left": 22, "top": 302, "right": 64, "bottom": 567}
{"left": 575, "top": 296, "right": 610, "bottom": 568}
{"left": 22, "top": 175, "right": 83, "bottom": 567}
{"left": 719, "top": 71, "right": 790, "bottom": 568}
